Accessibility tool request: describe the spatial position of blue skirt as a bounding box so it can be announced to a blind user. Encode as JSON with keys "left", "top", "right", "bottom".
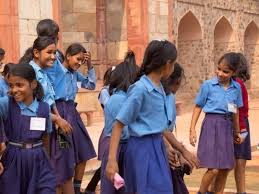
{"left": 0, "top": 145, "right": 56, "bottom": 194}
{"left": 124, "top": 134, "right": 173, "bottom": 194}
{"left": 98, "top": 129, "right": 110, "bottom": 161}
{"left": 198, "top": 113, "right": 235, "bottom": 169}
{"left": 234, "top": 117, "right": 252, "bottom": 160}
{"left": 171, "top": 168, "right": 189, "bottom": 194}
{"left": 100, "top": 137, "right": 127, "bottom": 194}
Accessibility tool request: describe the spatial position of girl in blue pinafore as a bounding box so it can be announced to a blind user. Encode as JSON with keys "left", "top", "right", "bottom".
{"left": 189, "top": 52, "right": 244, "bottom": 194}
{"left": 106, "top": 40, "right": 178, "bottom": 194}
{"left": 19, "top": 36, "right": 73, "bottom": 194}
{"left": 46, "top": 43, "right": 97, "bottom": 194}
{"left": 0, "top": 64, "right": 56, "bottom": 194}
{"left": 101, "top": 51, "right": 139, "bottom": 194}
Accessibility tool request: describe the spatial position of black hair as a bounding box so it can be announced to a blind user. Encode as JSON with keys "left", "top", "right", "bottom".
{"left": 236, "top": 53, "right": 250, "bottom": 82}
{"left": 218, "top": 52, "right": 240, "bottom": 72}
{"left": 162, "top": 62, "right": 185, "bottom": 94}
{"left": 2, "top": 63, "right": 15, "bottom": 77}
{"left": 36, "top": 19, "right": 59, "bottom": 41}
{"left": 138, "top": 40, "right": 177, "bottom": 79}
{"left": 109, "top": 51, "right": 139, "bottom": 95}
{"left": 19, "top": 36, "right": 56, "bottom": 64}
{"left": 103, "top": 67, "right": 113, "bottom": 86}
{"left": 8, "top": 63, "right": 44, "bottom": 100}
{"left": 65, "top": 43, "right": 86, "bottom": 58}
{"left": 0, "top": 48, "right": 5, "bottom": 56}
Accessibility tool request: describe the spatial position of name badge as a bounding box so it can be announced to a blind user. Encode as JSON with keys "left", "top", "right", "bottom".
{"left": 228, "top": 103, "right": 237, "bottom": 113}
{"left": 30, "top": 117, "right": 46, "bottom": 131}
{"left": 77, "top": 82, "right": 81, "bottom": 88}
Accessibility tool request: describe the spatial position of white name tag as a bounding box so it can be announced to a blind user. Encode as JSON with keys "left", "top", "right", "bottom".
{"left": 77, "top": 82, "right": 81, "bottom": 88}
{"left": 228, "top": 103, "right": 237, "bottom": 113}
{"left": 30, "top": 117, "right": 46, "bottom": 131}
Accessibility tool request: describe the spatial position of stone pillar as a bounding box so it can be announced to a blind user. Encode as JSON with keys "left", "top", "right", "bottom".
{"left": 126, "top": 0, "right": 148, "bottom": 65}
{"left": 0, "top": 0, "right": 20, "bottom": 63}
{"left": 52, "top": 0, "right": 63, "bottom": 50}
{"left": 168, "top": 0, "right": 174, "bottom": 42}
{"left": 203, "top": 1, "right": 214, "bottom": 79}
{"left": 96, "top": 0, "right": 107, "bottom": 71}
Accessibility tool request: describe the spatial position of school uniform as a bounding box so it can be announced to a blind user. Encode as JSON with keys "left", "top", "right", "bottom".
{"left": 234, "top": 78, "right": 251, "bottom": 160}
{"left": 0, "top": 96, "right": 56, "bottom": 194}
{"left": 100, "top": 90, "right": 129, "bottom": 194}
{"left": 116, "top": 75, "right": 173, "bottom": 194}
{"left": 29, "top": 60, "right": 56, "bottom": 108}
{"left": 98, "top": 86, "right": 110, "bottom": 160}
{"left": 46, "top": 58, "right": 96, "bottom": 185}
{"left": 0, "top": 77, "right": 8, "bottom": 97}
{"left": 195, "top": 77, "right": 243, "bottom": 169}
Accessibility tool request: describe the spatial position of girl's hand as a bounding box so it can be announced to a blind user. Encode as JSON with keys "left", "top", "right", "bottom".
{"left": 182, "top": 149, "right": 199, "bottom": 169}
{"left": 106, "top": 159, "right": 118, "bottom": 183}
{"left": 56, "top": 117, "right": 73, "bottom": 134}
{"left": 234, "top": 132, "right": 244, "bottom": 144}
{"left": 189, "top": 129, "right": 197, "bottom": 147}
{"left": 0, "top": 162, "right": 4, "bottom": 175}
{"left": 83, "top": 52, "right": 92, "bottom": 69}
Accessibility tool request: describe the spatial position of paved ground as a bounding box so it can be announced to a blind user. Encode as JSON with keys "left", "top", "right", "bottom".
{"left": 81, "top": 99, "right": 259, "bottom": 194}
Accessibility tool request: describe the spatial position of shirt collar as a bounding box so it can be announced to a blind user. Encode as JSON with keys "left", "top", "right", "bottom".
{"left": 212, "top": 76, "right": 238, "bottom": 89}
{"left": 29, "top": 60, "right": 43, "bottom": 73}
{"left": 18, "top": 98, "right": 39, "bottom": 113}
{"left": 140, "top": 75, "right": 165, "bottom": 95}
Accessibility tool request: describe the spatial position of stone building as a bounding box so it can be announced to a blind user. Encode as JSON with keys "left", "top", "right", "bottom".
{"left": 1, "top": 0, "right": 259, "bottom": 108}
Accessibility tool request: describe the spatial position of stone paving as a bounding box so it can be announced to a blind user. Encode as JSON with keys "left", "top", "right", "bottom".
{"left": 81, "top": 99, "right": 259, "bottom": 193}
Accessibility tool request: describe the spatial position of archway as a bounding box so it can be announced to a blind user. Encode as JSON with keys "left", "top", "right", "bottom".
{"left": 214, "top": 17, "right": 235, "bottom": 68}
{"left": 177, "top": 11, "right": 203, "bottom": 99}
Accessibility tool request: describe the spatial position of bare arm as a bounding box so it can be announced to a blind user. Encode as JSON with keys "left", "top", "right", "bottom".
{"left": 106, "top": 121, "right": 124, "bottom": 182}
{"left": 164, "top": 131, "right": 199, "bottom": 168}
{"left": 189, "top": 105, "right": 202, "bottom": 147}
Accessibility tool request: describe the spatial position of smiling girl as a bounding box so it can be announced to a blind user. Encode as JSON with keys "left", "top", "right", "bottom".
{"left": 189, "top": 52, "right": 243, "bottom": 194}
{"left": 46, "top": 43, "right": 96, "bottom": 194}
{"left": 0, "top": 64, "right": 56, "bottom": 194}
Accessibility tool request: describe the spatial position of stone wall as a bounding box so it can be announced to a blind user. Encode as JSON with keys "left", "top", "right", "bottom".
{"left": 148, "top": 0, "right": 169, "bottom": 40}
{"left": 106, "top": 0, "right": 128, "bottom": 64}
{"left": 172, "top": 0, "right": 259, "bottom": 99}
{"left": 18, "top": 0, "right": 53, "bottom": 57}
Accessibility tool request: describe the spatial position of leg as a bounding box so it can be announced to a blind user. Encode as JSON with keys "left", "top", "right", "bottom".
{"left": 208, "top": 177, "right": 216, "bottom": 193}
{"left": 214, "top": 169, "right": 230, "bottom": 194}
{"left": 234, "top": 159, "right": 247, "bottom": 193}
{"left": 62, "top": 178, "right": 75, "bottom": 194}
{"left": 74, "top": 161, "right": 87, "bottom": 194}
{"left": 199, "top": 169, "right": 219, "bottom": 194}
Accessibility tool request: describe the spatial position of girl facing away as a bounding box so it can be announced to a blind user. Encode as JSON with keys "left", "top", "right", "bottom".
{"left": 0, "top": 64, "right": 56, "bottom": 194}
{"left": 189, "top": 52, "right": 244, "bottom": 194}
{"left": 100, "top": 51, "right": 139, "bottom": 194}
{"left": 106, "top": 40, "right": 183, "bottom": 194}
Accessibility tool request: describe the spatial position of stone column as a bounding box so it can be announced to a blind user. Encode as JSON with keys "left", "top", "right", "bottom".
{"left": 52, "top": 0, "right": 63, "bottom": 50}
{"left": 96, "top": 0, "right": 107, "bottom": 67}
{"left": 126, "top": 0, "right": 148, "bottom": 65}
{"left": 0, "top": 0, "right": 20, "bottom": 62}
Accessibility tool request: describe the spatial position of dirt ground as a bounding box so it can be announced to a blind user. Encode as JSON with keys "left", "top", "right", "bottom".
{"left": 82, "top": 99, "right": 259, "bottom": 194}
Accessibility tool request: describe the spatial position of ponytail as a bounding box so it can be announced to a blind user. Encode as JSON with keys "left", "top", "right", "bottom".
{"left": 34, "top": 81, "right": 44, "bottom": 101}
{"left": 19, "top": 47, "right": 33, "bottom": 64}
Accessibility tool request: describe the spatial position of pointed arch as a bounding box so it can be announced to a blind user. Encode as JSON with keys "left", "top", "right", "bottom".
{"left": 214, "top": 16, "right": 234, "bottom": 43}
{"left": 178, "top": 11, "right": 202, "bottom": 41}
{"left": 245, "top": 21, "right": 259, "bottom": 44}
